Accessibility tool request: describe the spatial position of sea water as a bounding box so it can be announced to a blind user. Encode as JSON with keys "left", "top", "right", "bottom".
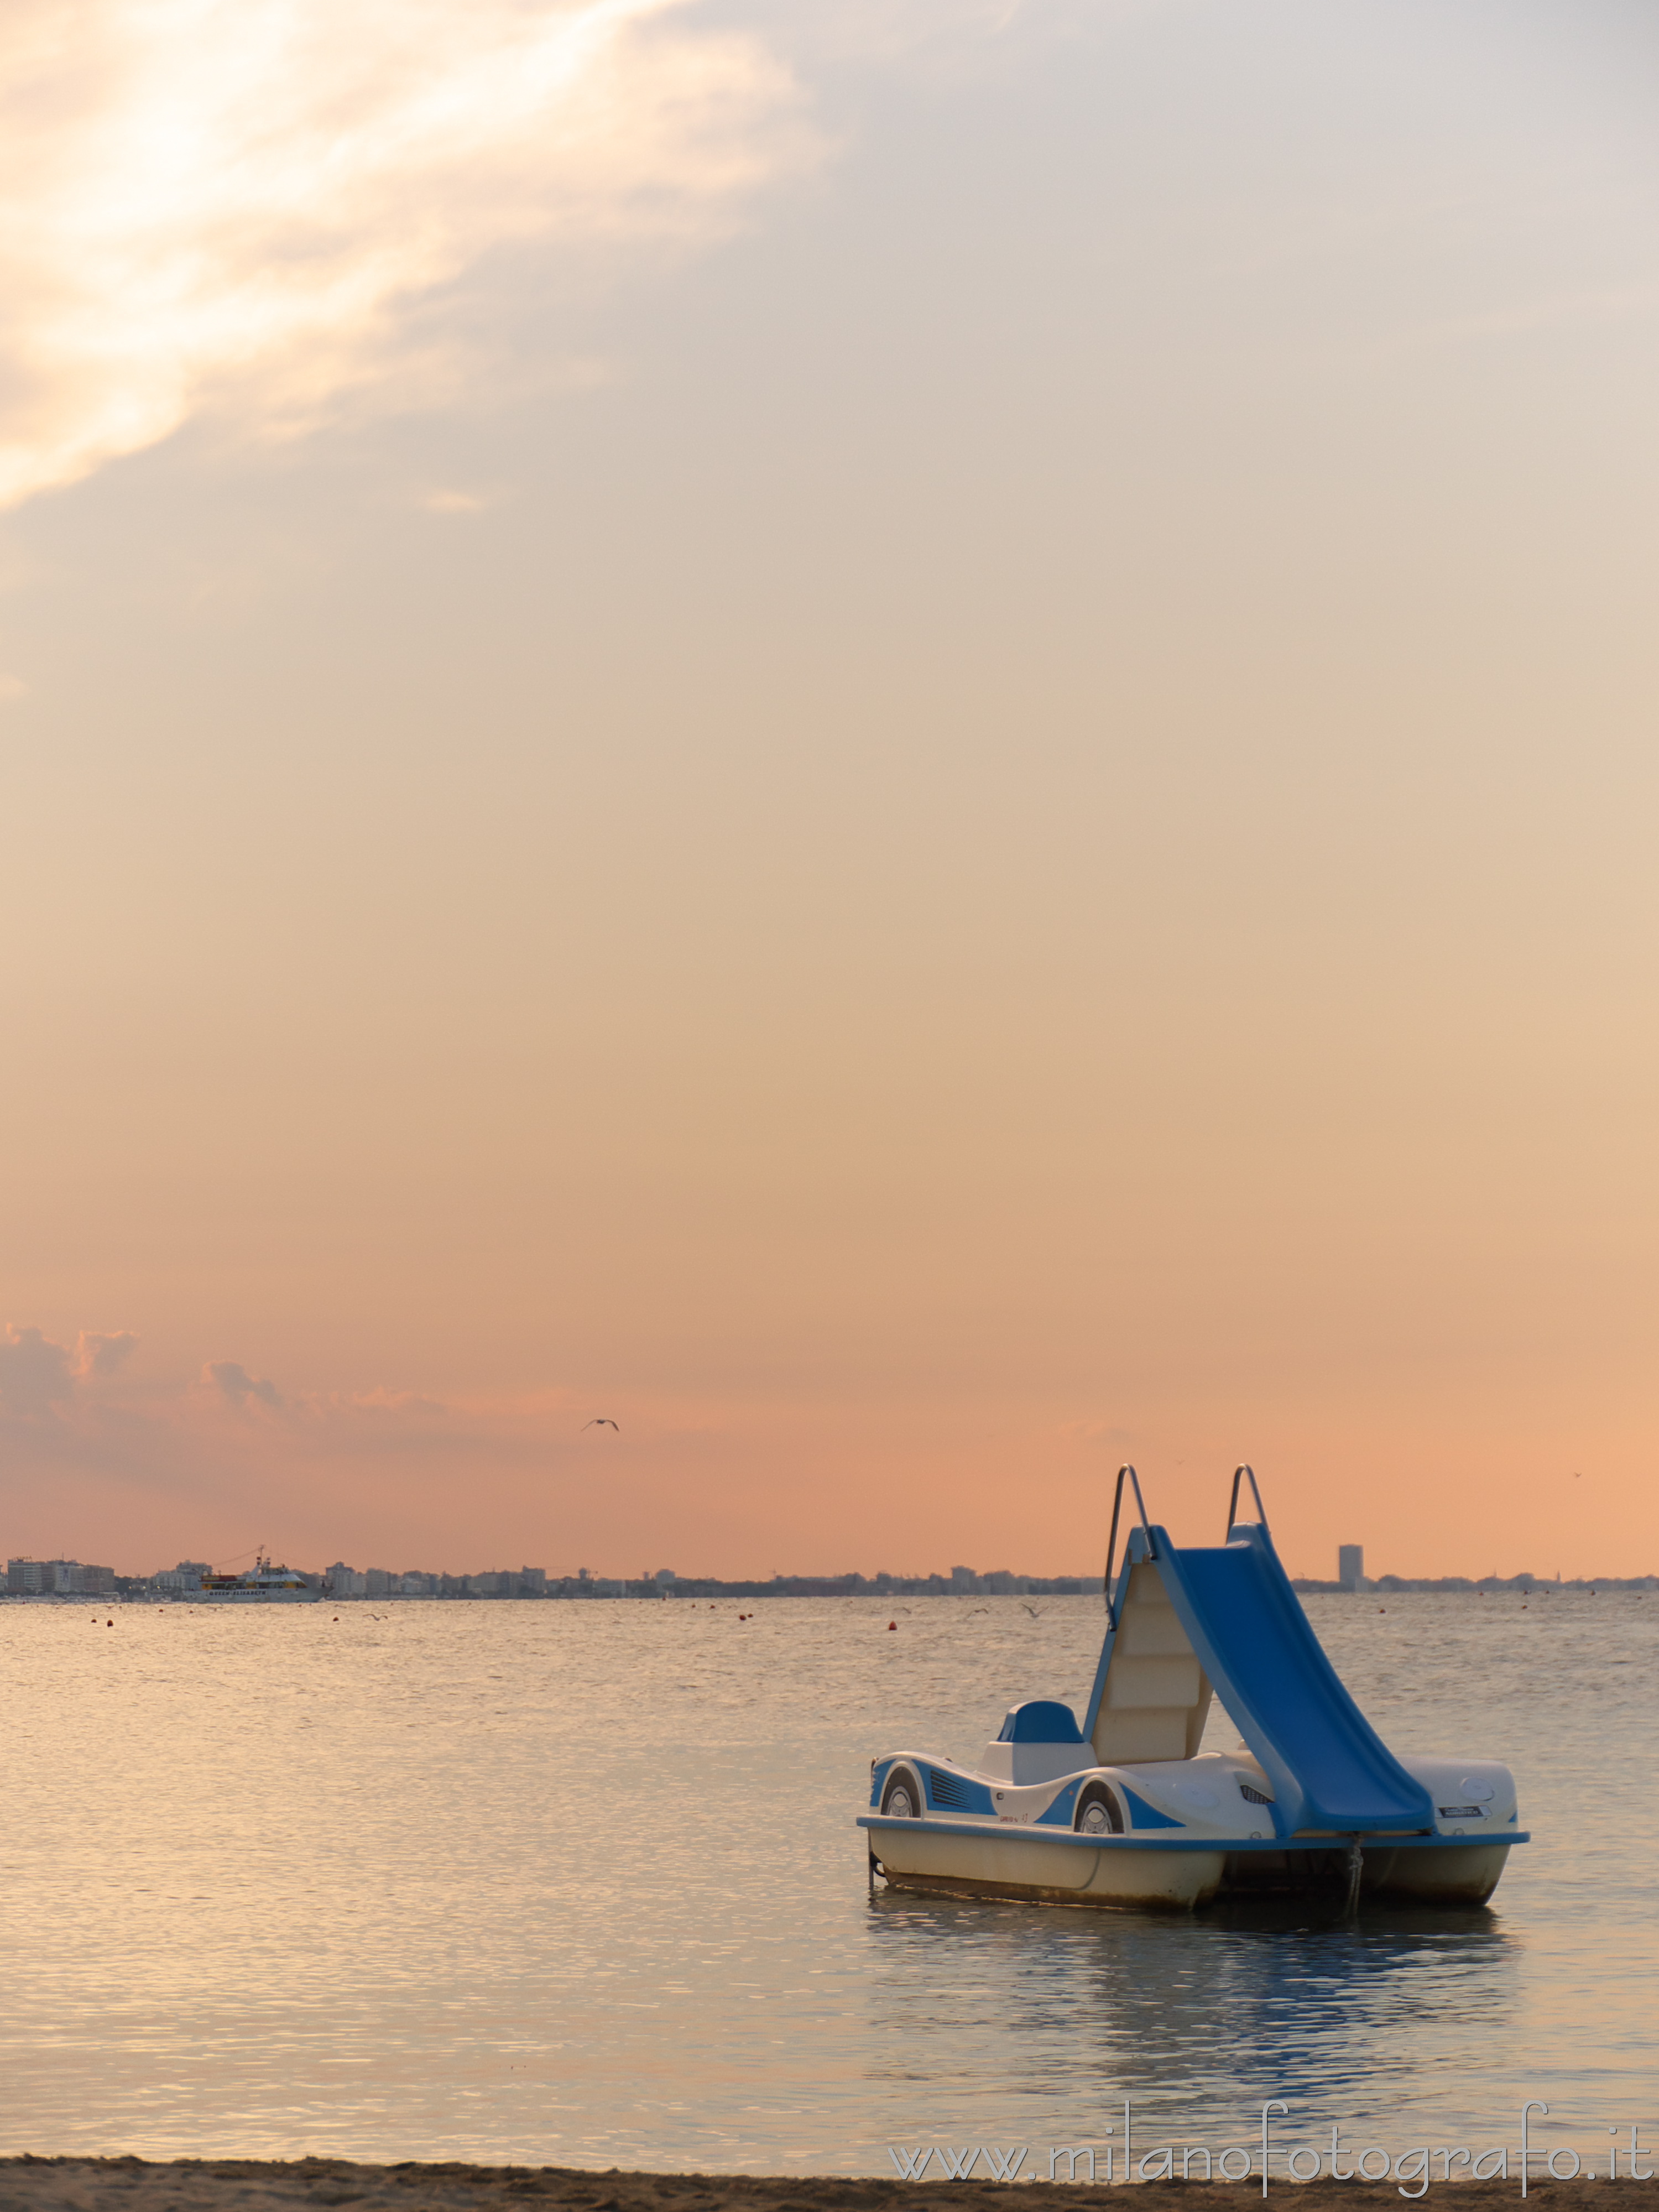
{"left": 1, "top": 1593, "right": 1653, "bottom": 2172}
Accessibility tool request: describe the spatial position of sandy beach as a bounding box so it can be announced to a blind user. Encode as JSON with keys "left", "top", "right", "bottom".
{"left": 0, "top": 2161, "right": 1650, "bottom": 2212}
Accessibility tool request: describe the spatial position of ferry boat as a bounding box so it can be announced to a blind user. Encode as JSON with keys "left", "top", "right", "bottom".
{"left": 859, "top": 1468, "right": 1526, "bottom": 1912}
{"left": 190, "top": 1552, "right": 321, "bottom": 1603}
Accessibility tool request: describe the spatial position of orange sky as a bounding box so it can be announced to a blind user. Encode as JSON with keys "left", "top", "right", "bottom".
{"left": 2, "top": 0, "right": 1657, "bottom": 1579}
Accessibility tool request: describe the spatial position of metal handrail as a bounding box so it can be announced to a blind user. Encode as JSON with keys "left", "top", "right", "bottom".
{"left": 1103, "top": 1464, "right": 1153, "bottom": 1625}
{"left": 1226, "top": 1463, "right": 1270, "bottom": 1538}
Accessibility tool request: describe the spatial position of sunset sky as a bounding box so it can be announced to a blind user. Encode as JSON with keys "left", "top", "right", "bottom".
{"left": 2, "top": 0, "right": 1656, "bottom": 1582}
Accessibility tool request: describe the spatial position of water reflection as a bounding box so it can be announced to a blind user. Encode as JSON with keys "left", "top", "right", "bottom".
{"left": 863, "top": 1888, "right": 1519, "bottom": 2140}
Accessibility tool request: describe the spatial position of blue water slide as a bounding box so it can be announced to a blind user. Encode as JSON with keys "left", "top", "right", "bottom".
{"left": 1147, "top": 1521, "right": 1434, "bottom": 1839}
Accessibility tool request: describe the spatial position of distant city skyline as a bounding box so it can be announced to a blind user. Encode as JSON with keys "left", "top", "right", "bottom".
{"left": 8, "top": 1546, "right": 1655, "bottom": 1602}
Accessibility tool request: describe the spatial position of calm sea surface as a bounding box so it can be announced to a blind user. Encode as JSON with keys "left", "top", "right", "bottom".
{"left": 1, "top": 1593, "right": 1654, "bottom": 2172}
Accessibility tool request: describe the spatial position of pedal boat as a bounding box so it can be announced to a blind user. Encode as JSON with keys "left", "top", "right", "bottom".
{"left": 859, "top": 1468, "right": 1525, "bottom": 1912}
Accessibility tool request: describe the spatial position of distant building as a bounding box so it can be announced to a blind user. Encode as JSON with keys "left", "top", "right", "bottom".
{"left": 10, "top": 1558, "right": 116, "bottom": 1595}
{"left": 1338, "top": 1545, "right": 1364, "bottom": 1592}
{"left": 951, "top": 1565, "right": 978, "bottom": 1592}
{"left": 153, "top": 1561, "right": 210, "bottom": 1592}
{"left": 654, "top": 1568, "right": 676, "bottom": 1585}
{"left": 326, "top": 1563, "right": 367, "bottom": 1595}
{"left": 53, "top": 1559, "right": 112, "bottom": 1594}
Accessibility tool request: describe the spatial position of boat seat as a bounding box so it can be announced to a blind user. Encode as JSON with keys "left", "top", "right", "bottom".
{"left": 998, "top": 1700, "right": 1086, "bottom": 1744}
{"left": 979, "top": 1700, "right": 1093, "bottom": 1782}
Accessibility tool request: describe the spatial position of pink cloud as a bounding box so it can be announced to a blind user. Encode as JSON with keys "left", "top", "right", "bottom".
{"left": 204, "top": 1359, "right": 283, "bottom": 1411}
{"left": 76, "top": 1329, "right": 139, "bottom": 1378}
{"left": 0, "top": 1323, "right": 76, "bottom": 1414}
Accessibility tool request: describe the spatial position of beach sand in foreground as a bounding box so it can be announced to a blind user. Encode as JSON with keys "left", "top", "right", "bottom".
{"left": 0, "top": 2161, "right": 1648, "bottom": 2212}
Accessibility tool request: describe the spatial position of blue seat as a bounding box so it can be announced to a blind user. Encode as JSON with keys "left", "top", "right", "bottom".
{"left": 998, "top": 1699, "right": 1086, "bottom": 1745}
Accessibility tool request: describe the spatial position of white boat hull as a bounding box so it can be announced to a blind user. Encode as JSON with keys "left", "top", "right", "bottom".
{"left": 868, "top": 1822, "right": 1225, "bottom": 1911}
{"left": 862, "top": 1814, "right": 1519, "bottom": 1912}
{"left": 1352, "top": 1840, "right": 1513, "bottom": 1906}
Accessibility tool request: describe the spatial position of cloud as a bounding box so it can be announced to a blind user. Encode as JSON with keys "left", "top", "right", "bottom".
{"left": 75, "top": 1329, "right": 139, "bottom": 1378}
{"left": 206, "top": 1359, "right": 283, "bottom": 1410}
{"left": 0, "top": 0, "right": 816, "bottom": 508}
{"left": 0, "top": 1323, "right": 77, "bottom": 1413}
{"left": 0, "top": 1320, "right": 139, "bottom": 1414}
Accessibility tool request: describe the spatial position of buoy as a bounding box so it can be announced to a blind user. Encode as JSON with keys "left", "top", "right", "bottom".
{"left": 888, "top": 1620, "right": 897, "bottom": 1630}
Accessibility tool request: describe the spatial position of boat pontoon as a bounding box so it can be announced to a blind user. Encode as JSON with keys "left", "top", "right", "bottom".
{"left": 859, "top": 1468, "right": 1525, "bottom": 1912}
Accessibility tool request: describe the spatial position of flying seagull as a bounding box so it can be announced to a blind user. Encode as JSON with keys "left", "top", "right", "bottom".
{"left": 583, "top": 1418, "right": 620, "bottom": 1431}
